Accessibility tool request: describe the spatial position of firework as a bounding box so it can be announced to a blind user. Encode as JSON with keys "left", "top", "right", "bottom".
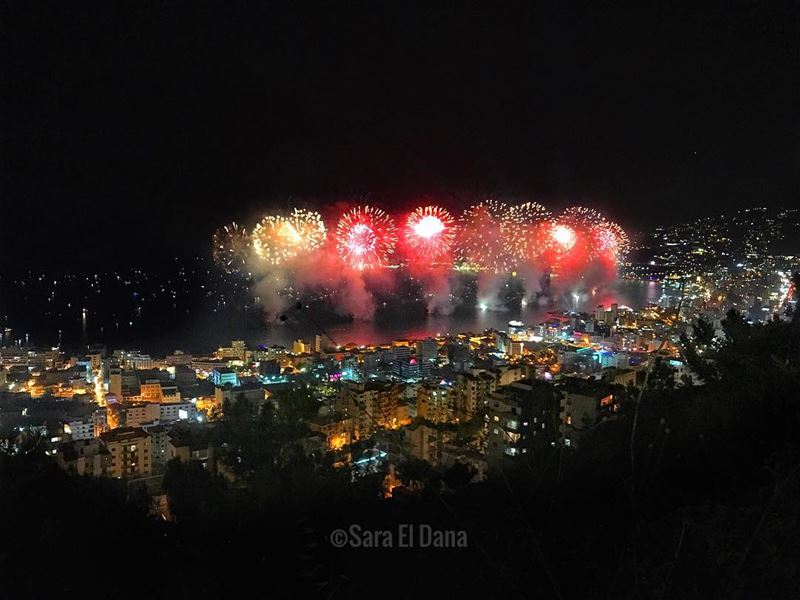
{"left": 544, "top": 206, "right": 607, "bottom": 259}
{"left": 549, "top": 223, "right": 577, "bottom": 252}
{"left": 335, "top": 205, "right": 397, "bottom": 269}
{"left": 212, "top": 222, "right": 250, "bottom": 273}
{"left": 592, "top": 220, "right": 630, "bottom": 259}
{"left": 455, "top": 199, "right": 516, "bottom": 273}
{"left": 404, "top": 205, "right": 456, "bottom": 262}
{"left": 252, "top": 209, "right": 327, "bottom": 266}
{"left": 505, "top": 201, "right": 552, "bottom": 261}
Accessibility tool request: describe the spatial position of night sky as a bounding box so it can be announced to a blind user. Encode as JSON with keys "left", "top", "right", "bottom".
{"left": 2, "top": 2, "right": 798, "bottom": 269}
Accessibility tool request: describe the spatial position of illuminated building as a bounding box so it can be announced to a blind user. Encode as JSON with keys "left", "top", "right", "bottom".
{"left": 399, "top": 358, "right": 420, "bottom": 381}
{"left": 92, "top": 408, "right": 108, "bottom": 437}
{"left": 508, "top": 320, "right": 526, "bottom": 337}
{"left": 307, "top": 412, "right": 353, "bottom": 450}
{"left": 191, "top": 356, "right": 229, "bottom": 372}
{"left": 210, "top": 367, "right": 239, "bottom": 387}
{"left": 457, "top": 371, "right": 497, "bottom": 419}
{"left": 232, "top": 340, "right": 247, "bottom": 360}
{"left": 494, "top": 331, "right": 510, "bottom": 354}
{"left": 109, "top": 367, "right": 139, "bottom": 398}
{"left": 140, "top": 380, "right": 167, "bottom": 403}
{"left": 216, "top": 340, "right": 247, "bottom": 361}
{"left": 416, "top": 383, "right": 458, "bottom": 423}
{"left": 415, "top": 338, "right": 438, "bottom": 378}
{"left": 392, "top": 345, "right": 412, "bottom": 376}
{"left": 119, "top": 402, "right": 160, "bottom": 428}
{"left": 63, "top": 418, "right": 94, "bottom": 441}
{"left": 121, "top": 350, "right": 154, "bottom": 370}
{"left": 100, "top": 427, "right": 153, "bottom": 478}
{"left": 508, "top": 341, "right": 524, "bottom": 357}
{"left": 404, "top": 421, "right": 451, "bottom": 464}
{"left": 595, "top": 305, "right": 605, "bottom": 322}
{"left": 164, "top": 350, "right": 193, "bottom": 366}
{"left": 361, "top": 352, "right": 379, "bottom": 379}
{"left": 494, "top": 366, "right": 527, "bottom": 386}
{"left": 86, "top": 351, "right": 102, "bottom": 371}
{"left": 486, "top": 380, "right": 559, "bottom": 465}
{"left": 159, "top": 401, "right": 196, "bottom": 423}
{"left": 336, "top": 381, "right": 402, "bottom": 440}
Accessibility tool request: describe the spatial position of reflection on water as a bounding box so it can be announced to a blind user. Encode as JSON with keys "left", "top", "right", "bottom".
{"left": 259, "top": 279, "right": 663, "bottom": 348}
{"left": 28, "top": 278, "right": 662, "bottom": 354}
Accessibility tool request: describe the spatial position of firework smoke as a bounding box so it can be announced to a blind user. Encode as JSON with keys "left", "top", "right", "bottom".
{"left": 213, "top": 199, "right": 628, "bottom": 319}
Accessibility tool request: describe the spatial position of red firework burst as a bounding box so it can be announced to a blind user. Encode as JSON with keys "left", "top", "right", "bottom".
{"left": 505, "top": 201, "right": 552, "bottom": 261}
{"left": 455, "top": 199, "right": 515, "bottom": 273}
{"left": 543, "top": 206, "right": 605, "bottom": 261}
{"left": 404, "top": 205, "right": 456, "bottom": 263}
{"left": 335, "top": 205, "right": 397, "bottom": 269}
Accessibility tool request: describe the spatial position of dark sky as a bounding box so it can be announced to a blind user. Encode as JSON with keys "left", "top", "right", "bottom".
{"left": 2, "top": 1, "right": 798, "bottom": 269}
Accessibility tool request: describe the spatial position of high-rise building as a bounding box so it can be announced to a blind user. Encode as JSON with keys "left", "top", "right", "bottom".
{"left": 399, "top": 358, "right": 420, "bottom": 381}
{"left": 109, "top": 367, "right": 140, "bottom": 399}
{"left": 595, "top": 305, "right": 605, "bottom": 322}
{"left": 610, "top": 303, "right": 619, "bottom": 324}
{"left": 416, "top": 338, "right": 438, "bottom": 377}
{"left": 391, "top": 346, "right": 412, "bottom": 376}
{"left": 448, "top": 342, "right": 472, "bottom": 371}
{"left": 92, "top": 408, "right": 108, "bottom": 437}
{"left": 232, "top": 340, "right": 247, "bottom": 361}
{"left": 144, "top": 424, "right": 171, "bottom": 471}
{"left": 485, "top": 380, "right": 559, "bottom": 466}
{"left": 336, "top": 381, "right": 402, "bottom": 440}
{"left": 416, "top": 383, "right": 458, "bottom": 423}
{"left": 362, "top": 352, "right": 379, "bottom": 379}
{"left": 457, "top": 371, "right": 497, "bottom": 419}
